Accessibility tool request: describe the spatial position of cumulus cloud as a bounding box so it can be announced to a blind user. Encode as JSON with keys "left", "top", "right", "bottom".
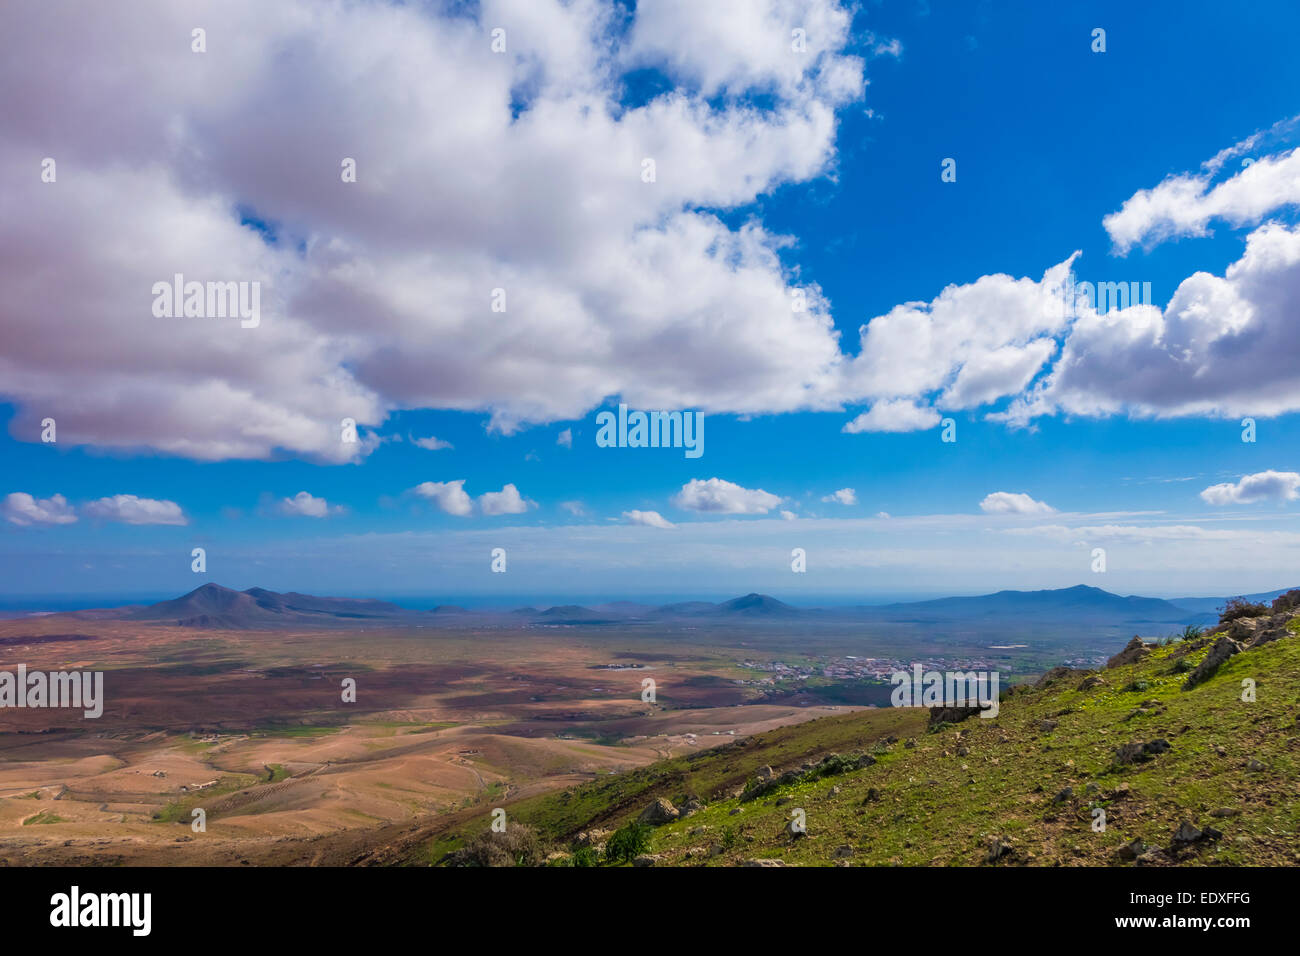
{"left": 0, "top": 0, "right": 870, "bottom": 460}
{"left": 479, "top": 483, "right": 533, "bottom": 516}
{"left": 1105, "top": 135, "right": 1300, "bottom": 253}
{"left": 83, "top": 494, "right": 187, "bottom": 525}
{"left": 979, "top": 492, "right": 1055, "bottom": 515}
{"left": 1003, "top": 223, "right": 1300, "bottom": 425}
{"left": 821, "top": 487, "right": 857, "bottom": 505}
{"left": 2, "top": 492, "right": 77, "bottom": 526}
{"left": 411, "top": 480, "right": 473, "bottom": 517}
{"left": 780, "top": 509, "right": 797, "bottom": 520}
{"left": 560, "top": 500, "right": 587, "bottom": 516}
{"left": 843, "top": 399, "right": 940, "bottom": 433}
{"left": 623, "top": 509, "right": 675, "bottom": 528}
{"left": 556, "top": 428, "right": 573, "bottom": 449}
{"left": 278, "top": 491, "right": 342, "bottom": 517}
{"left": 1200, "top": 470, "right": 1300, "bottom": 505}
{"left": 672, "top": 477, "right": 782, "bottom": 514}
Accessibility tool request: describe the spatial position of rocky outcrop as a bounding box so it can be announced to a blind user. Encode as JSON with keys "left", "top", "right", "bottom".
{"left": 637, "top": 798, "right": 679, "bottom": 826}
{"left": 1107, "top": 636, "right": 1153, "bottom": 669}
{"left": 1183, "top": 635, "right": 1242, "bottom": 689}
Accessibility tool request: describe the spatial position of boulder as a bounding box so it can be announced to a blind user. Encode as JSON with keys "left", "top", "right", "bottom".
{"left": 637, "top": 798, "right": 680, "bottom": 826}
{"left": 1077, "top": 675, "right": 1107, "bottom": 691}
{"left": 1107, "top": 636, "right": 1152, "bottom": 669}
{"left": 1183, "top": 635, "right": 1242, "bottom": 689}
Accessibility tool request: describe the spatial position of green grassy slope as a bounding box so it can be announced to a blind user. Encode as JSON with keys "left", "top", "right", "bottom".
{"left": 430, "top": 617, "right": 1300, "bottom": 866}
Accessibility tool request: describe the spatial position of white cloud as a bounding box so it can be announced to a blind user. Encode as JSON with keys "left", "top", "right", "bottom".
{"left": 843, "top": 400, "right": 940, "bottom": 434}
{"left": 876, "top": 511, "right": 890, "bottom": 519}
{"left": 1200, "top": 470, "right": 1300, "bottom": 505}
{"left": 979, "top": 492, "right": 1055, "bottom": 515}
{"left": 560, "top": 500, "right": 587, "bottom": 516}
{"left": 623, "top": 509, "right": 675, "bottom": 528}
{"left": 1105, "top": 142, "right": 1300, "bottom": 254}
{"left": 479, "top": 483, "right": 533, "bottom": 516}
{"left": 780, "top": 509, "right": 797, "bottom": 520}
{"left": 0, "top": 0, "right": 869, "bottom": 460}
{"left": 821, "top": 487, "right": 857, "bottom": 505}
{"left": 1009, "top": 223, "right": 1300, "bottom": 424}
{"left": 2, "top": 492, "right": 77, "bottom": 526}
{"left": 556, "top": 428, "right": 573, "bottom": 449}
{"left": 411, "top": 435, "right": 453, "bottom": 451}
{"left": 278, "top": 491, "right": 342, "bottom": 517}
{"left": 672, "top": 477, "right": 782, "bottom": 514}
{"left": 83, "top": 494, "right": 187, "bottom": 525}
{"left": 411, "top": 480, "right": 473, "bottom": 517}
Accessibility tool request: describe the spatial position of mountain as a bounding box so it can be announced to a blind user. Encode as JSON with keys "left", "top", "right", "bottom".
{"left": 98, "top": 583, "right": 421, "bottom": 629}
{"left": 866, "top": 584, "right": 1195, "bottom": 623}
{"left": 65, "top": 583, "right": 1296, "bottom": 631}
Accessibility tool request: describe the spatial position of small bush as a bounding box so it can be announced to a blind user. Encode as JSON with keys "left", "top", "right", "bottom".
{"left": 606, "top": 822, "right": 652, "bottom": 863}
{"left": 1219, "top": 597, "right": 1269, "bottom": 624}
{"left": 447, "top": 824, "right": 544, "bottom": 867}
{"left": 1181, "top": 624, "right": 1204, "bottom": 641}
{"left": 721, "top": 826, "right": 739, "bottom": 850}
{"left": 570, "top": 845, "right": 600, "bottom": 867}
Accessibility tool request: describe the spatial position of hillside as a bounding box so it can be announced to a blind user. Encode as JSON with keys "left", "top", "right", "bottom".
{"left": 424, "top": 595, "right": 1300, "bottom": 867}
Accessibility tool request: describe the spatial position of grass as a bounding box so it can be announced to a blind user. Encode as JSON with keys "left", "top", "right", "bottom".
{"left": 425, "top": 620, "right": 1300, "bottom": 866}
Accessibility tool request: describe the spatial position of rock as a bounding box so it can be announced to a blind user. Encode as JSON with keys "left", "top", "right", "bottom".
{"left": 1271, "top": 589, "right": 1300, "bottom": 613}
{"left": 1172, "top": 821, "right": 1202, "bottom": 844}
{"left": 1184, "top": 635, "right": 1242, "bottom": 689}
{"left": 1052, "top": 786, "right": 1073, "bottom": 804}
{"left": 1247, "top": 758, "right": 1266, "bottom": 771}
{"left": 1078, "top": 675, "right": 1108, "bottom": 691}
{"left": 956, "top": 746, "right": 970, "bottom": 757}
{"left": 1209, "top": 807, "right": 1238, "bottom": 818}
{"left": 1108, "top": 636, "right": 1153, "bottom": 669}
{"left": 1248, "top": 613, "right": 1292, "bottom": 647}
{"left": 573, "top": 829, "right": 609, "bottom": 848}
{"left": 904, "top": 738, "right": 916, "bottom": 749}
{"left": 856, "top": 754, "right": 877, "bottom": 768}
{"left": 632, "top": 854, "right": 659, "bottom": 867}
{"left": 1084, "top": 782, "right": 1100, "bottom": 795}
{"left": 1114, "top": 739, "right": 1171, "bottom": 766}
{"left": 1117, "top": 838, "right": 1145, "bottom": 861}
{"left": 1035, "top": 666, "right": 1077, "bottom": 689}
{"left": 1135, "top": 848, "right": 1168, "bottom": 866}
{"left": 834, "top": 844, "right": 854, "bottom": 858}
{"left": 755, "top": 766, "right": 774, "bottom": 782}
{"left": 728, "top": 808, "right": 741, "bottom": 816}
{"left": 637, "top": 798, "right": 680, "bottom": 826}
{"left": 1038, "top": 719, "right": 1059, "bottom": 733}
{"left": 986, "top": 836, "right": 1014, "bottom": 864}
{"left": 928, "top": 705, "right": 982, "bottom": 728}
{"left": 679, "top": 796, "right": 705, "bottom": 817}
{"left": 739, "top": 858, "right": 787, "bottom": 867}
{"left": 775, "top": 796, "right": 792, "bottom": 807}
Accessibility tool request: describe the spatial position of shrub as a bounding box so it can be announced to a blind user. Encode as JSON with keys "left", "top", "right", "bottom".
{"left": 570, "top": 845, "right": 600, "bottom": 867}
{"left": 1181, "top": 624, "right": 1204, "bottom": 641}
{"left": 606, "top": 821, "right": 652, "bottom": 863}
{"left": 1219, "top": 597, "right": 1269, "bottom": 624}
{"left": 447, "top": 824, "right": 544, "bottom": 867}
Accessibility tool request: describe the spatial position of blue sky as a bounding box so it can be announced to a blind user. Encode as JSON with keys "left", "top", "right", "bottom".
{"left": 3, "top": 0, "right": 1300, "bottom": 603}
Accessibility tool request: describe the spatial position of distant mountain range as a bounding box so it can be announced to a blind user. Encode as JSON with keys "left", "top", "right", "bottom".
{"left": 61, "top": 582, "right": 1294, "bottom": 631}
